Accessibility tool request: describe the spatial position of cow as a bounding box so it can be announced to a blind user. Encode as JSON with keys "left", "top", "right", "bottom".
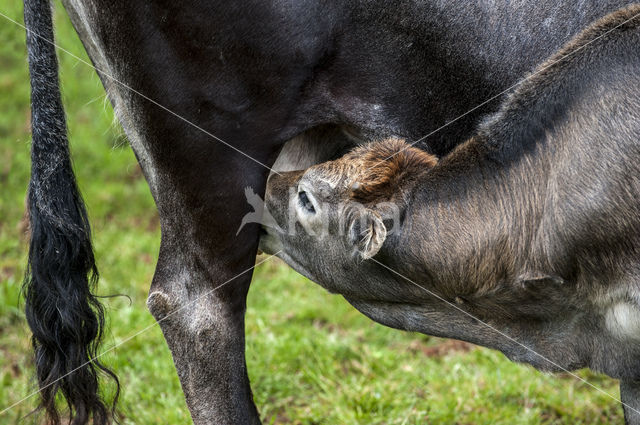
{"left": 21, "top": 0, "right": 638, "bottom": 423}
{"left": 260, "top": 7, "right": 640, "bottom": 424}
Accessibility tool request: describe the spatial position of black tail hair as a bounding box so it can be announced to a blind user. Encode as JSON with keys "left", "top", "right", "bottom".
{"left": 23, "top": 1, "right": 118, "bottom": 424}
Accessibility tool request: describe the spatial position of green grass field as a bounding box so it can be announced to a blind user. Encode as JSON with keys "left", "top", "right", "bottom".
{"left": 0, "top": 1, "right": 625, "bottom": 424}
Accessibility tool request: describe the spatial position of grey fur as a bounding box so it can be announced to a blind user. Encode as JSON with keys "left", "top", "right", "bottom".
{"left": 262, "top": 7, "right": 640, "bottom": 423}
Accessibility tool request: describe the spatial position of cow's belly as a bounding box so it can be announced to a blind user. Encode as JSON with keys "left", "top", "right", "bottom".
{"left": 348, "top": 293, "right": 640, "bottom": 381}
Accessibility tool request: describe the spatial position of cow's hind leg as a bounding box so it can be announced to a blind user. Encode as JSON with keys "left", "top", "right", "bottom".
{"left": 147, "top": 252, "right": 260, "bottom": 424}
{"left": 621, "top": 380, "right": 640, "bottom": 425}
{"left": 139, "top": 147, "right": 271, "bottom": 424}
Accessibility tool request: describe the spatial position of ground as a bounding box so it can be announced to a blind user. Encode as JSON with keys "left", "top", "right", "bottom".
{"left": 0, "top": 1, "right": 624, "bottom": 424}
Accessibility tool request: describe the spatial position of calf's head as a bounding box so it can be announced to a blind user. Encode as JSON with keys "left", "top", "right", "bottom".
{"left": 260, "top": 138, "right": 437, "bottom": 293}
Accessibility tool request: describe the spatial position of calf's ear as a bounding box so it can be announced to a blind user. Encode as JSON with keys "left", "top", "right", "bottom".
{"left": 348, "top": 209, "right": 387, "bottom": 260}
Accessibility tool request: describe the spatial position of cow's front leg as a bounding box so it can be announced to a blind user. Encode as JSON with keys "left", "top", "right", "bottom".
{"left": 621, "top": 380, "right": 640, "bottom": 425}
{"left": 143, "top": 151, "right": 272, "bottom": 424}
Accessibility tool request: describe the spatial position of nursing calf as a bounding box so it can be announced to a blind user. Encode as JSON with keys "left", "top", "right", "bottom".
{"left": 260, "top": 8, "right": 640, "bottom": 423}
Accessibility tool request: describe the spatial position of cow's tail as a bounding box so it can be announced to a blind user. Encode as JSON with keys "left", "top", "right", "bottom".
{"left": 23, "top": 1, "right": 118, "bottom": 424}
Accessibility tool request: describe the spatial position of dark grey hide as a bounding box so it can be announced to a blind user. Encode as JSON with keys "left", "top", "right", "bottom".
{"left": 22, "top": 0, "right": 637, "bottom": 423}
{"left": 261, "top": 7, "right": 640, "bottom": 424}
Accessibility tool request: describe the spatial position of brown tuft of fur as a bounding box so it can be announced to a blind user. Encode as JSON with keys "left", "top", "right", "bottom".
{"left": 344, "top": 138, "right": 438, "bottom": 202}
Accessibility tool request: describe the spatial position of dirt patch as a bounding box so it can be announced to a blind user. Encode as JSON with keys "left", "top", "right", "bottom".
{"left": 0, "top": 330, "right": 32, "bottom": 379}
{"left": 18, "top": 200, "right": 30, "bottom": 244}
{"left": 125, "top": 162, "right": 144, "bottom": 182}
{"left": 407, "top": 339, "right": 474, "bottom": 358}
{"left": 0, "top": 154, "right": 11, "bottom": 185}
{"left": 139, "top": 253, "right": 153, "bottom": 264}
{"left": 0, "top": 265, "right": 16, "bottom": 282}
{"left": 146, "top": 214, "right": 160, "bottom": 232}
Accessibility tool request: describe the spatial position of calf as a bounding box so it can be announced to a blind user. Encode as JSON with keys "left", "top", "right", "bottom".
{"left": 260, "top": 7, "right": 640, "bottom": 423}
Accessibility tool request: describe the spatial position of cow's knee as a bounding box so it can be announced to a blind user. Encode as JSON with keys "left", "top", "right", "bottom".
{"left": 147, "top": 290, "right": 176, "bottom": 321}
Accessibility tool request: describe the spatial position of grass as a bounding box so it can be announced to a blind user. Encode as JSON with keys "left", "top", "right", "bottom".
{"left": 0, "top": 1, "right": 624, "bottom": 423}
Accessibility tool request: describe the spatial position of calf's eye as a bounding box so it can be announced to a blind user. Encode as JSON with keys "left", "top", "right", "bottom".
{"left": 298, "top": 191, "right": 316, "bottom": 214}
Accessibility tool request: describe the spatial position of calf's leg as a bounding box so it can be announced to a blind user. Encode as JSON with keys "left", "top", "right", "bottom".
{"left": 621, "top": 380, "right": 640, "bottom": 425}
